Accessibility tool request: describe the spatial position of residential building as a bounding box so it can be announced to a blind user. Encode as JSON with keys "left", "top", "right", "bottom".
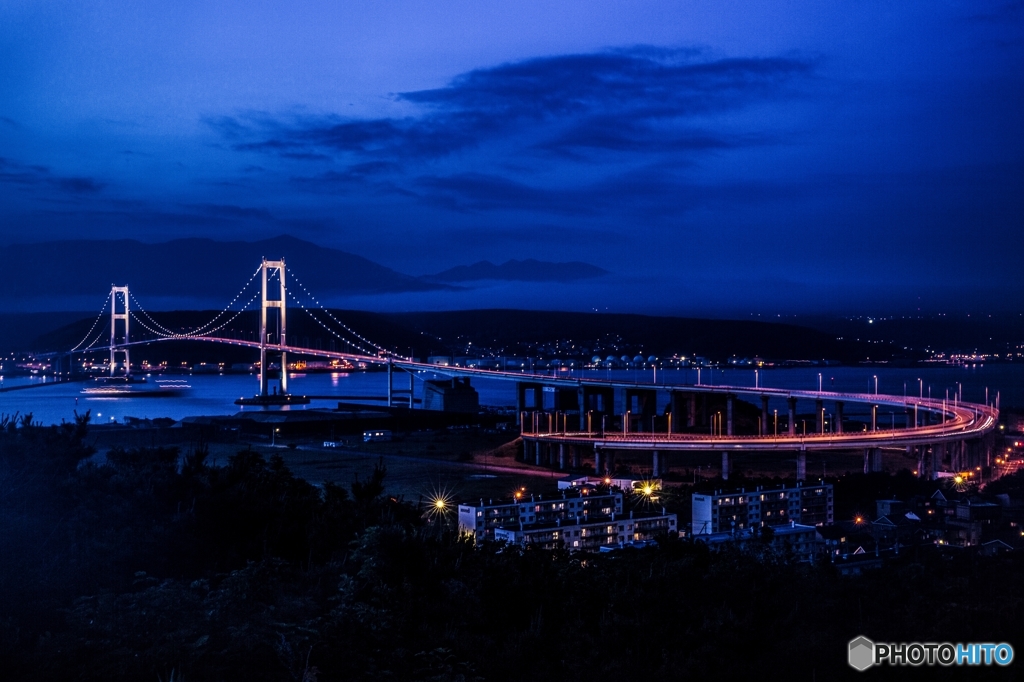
{"left": 458, "top": 489, "right": 622, "bottom": 542}
{"left": 494, "top": 509, "right": 677, "bottom": 551}
{"left": 691, "top": 521, "right": 820, "bottom": 562}
{"left": 692, "top": 482, "right": 833, "bottom": 534}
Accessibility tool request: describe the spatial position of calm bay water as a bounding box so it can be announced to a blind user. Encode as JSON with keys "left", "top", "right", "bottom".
{"left": 1, "top": 364, "right": 1021, "bottom": 426}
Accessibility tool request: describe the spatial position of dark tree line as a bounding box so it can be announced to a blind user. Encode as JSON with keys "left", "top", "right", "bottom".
{"left": 1, "top": 412, "right": 1021, "bottom": 681}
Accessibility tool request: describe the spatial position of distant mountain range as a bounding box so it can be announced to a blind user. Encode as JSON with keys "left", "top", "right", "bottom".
{"left": 425, "top": 259, "right": 608, "bottom": 283}
{"left": 4, "top": 236, "right": 609, "bottom": 310}
{"left": 5, "top": 235, "right": 441, "bottom": 301}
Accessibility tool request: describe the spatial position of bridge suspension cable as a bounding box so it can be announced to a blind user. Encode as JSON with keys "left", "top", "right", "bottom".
{"left": 286, "top": 289, "right": 379, "bottom": 356}
{"left": 69, "top": 295, "right": 110, "bottom": 352}
{"left": 124, "top": 264, "right": 264, "bottom": 339}
{"left": 285, "top": 269, "right": 405, "bottom": 359}
{"left": 128, "top": 291, "right": 261, "bottom": 340}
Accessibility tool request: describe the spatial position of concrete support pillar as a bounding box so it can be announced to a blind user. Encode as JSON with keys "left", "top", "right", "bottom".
{"left": 836, "top": 401, "right": 844, "bottom": 434}
{"left": 688, "top": 394, "right": 696, "bottom": 427}
{"left": 670, "top": 392, "right": 684, "bottom": 433}
{"left": 578, "top": 387, "right": 586, "bottom": 430}
{"left": 594, "top": 447, "right": 602, "bottom": 475}
{"left": 797, "top": 451, "right": 807, "bottom": 481}
{"left": 930, "top": 447, "right": 940, "bottom": 480}
{"left": 726, "top": 394, "right": 734, "bottom": 436}
{"left": 872, "top": 448, "right": 883, "bottom": 472}
{"left": 871, "top": 405, "right": 877, "bottom": 432}
{"left": 387, "top": 361, "right": 393, "bottom": 407}
{"left": 535, "top": 440, "right": 542, "bottom": 466}
{"left": 761, "top": 395, "right": 769, "bottom": 436}
{"left": 911, "top": 446, "right": 924, "bottom": 477}
{"left": 572, "top": 445, "right": 581, "bottom": 469}
{"left": 721, "top": 451, "right": 730, "bottom": 481}
{"left": 409, "top": 371, "right": 415, "bottom": 409}
{"left": 815, "top": 399, "right": 824, "bottom": 434}
{"left": 788, "top": 397, "right": 797, "bottom": 436}
{"left": 652, "top": 450, "right": 660, "bottom": 477}
{"left": 558, "top": 443, "right": 566, "bottom": 470}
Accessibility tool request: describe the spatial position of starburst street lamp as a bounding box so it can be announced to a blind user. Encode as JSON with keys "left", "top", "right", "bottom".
{"left": 425, "top": 485, "right": 455, "bottom": 524}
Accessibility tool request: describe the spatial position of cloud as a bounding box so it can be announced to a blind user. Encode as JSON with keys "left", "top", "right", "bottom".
{"left": 0, "top": 156, "right": 105, "bottom": 194}
{"left": 185, "top": 203, "right": 276, "bottom": 221}
{"left": 198, "top": 47, "right": 817, "bottom": 223}
{"left": 208, "top": 46, "right": 815, "bottom": 166}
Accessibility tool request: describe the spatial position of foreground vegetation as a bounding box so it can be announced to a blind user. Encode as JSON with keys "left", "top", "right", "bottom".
{"left": 1, "top": 412, "right": 1020, "bottom": 681}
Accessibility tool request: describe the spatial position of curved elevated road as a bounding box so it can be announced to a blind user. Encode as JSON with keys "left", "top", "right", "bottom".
{"left": 88, "top": 336, "right": 1000, "bottom": 453}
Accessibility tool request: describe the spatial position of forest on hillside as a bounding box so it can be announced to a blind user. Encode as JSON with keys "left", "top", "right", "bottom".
{"left": 1, "top": 411, "right": 1021, "bottom": 681}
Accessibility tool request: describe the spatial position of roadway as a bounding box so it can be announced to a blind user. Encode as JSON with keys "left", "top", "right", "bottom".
{"left": 82, "top": 336, "right": 999, "bottom": 452}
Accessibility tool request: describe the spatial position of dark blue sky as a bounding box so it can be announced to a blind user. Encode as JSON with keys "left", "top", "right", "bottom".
{"left": 2, "top": 1, "right": 1022, "bottom": 316}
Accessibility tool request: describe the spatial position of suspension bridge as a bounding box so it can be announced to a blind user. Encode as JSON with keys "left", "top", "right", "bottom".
{"left": 39, "top": 257, "right": 1000, "bottom": 480}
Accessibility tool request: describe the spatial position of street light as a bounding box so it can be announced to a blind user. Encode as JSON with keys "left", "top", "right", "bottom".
{"left": 774, "top": 409, "right": 778, "bottom": 440}
{"left": 873, "top": 375, "right": 878, "bottom": 395}
{"left": 918, "top": 378, "right": 923, "bottom": 400}
{"left": 818, "top": 373, "right": 822, "bottom": 392}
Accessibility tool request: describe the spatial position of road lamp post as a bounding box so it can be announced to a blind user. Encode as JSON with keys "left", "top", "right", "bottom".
{"left": 918, "top": 378, "right": 923, "bottom": 400}
{"left": 873, "top": 375, "right": 878, "bottom": 395}
{"left": 818, "top": 373, "right": 822, "bottom": 392}
{"left": 774, "top": 409, "right": 778, "bottom": 441}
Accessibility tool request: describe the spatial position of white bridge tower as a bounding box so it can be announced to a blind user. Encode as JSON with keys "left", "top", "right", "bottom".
{"left": 259, "top": 258, "right": 288, "bottom": 396}
{"left": 109, "top": 285, "right": 130, "bottom": 377}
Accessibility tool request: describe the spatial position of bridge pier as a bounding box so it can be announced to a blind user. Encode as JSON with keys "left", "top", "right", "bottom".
{"left": 721, "top": 451, "right": 730, "bottom": 481}
{"left": 534, "top": 440, "right": 542, "bottom": 466}
{"left": 670, "top": 392, "right": 686, "bottom": 433}
{"left": 652, "top": 450, "right": 660, "bottom": 477}
{"left": 911, "top": 446, "right": 923, "bottom": 477}
{"left": 594, "top": 446, "right": 602, "bottom": 475}
{"left": 788, "top": 397, "right": 797, "bottom": 436}
{"left": 796, "top": 450, "right": 807, "bottom": 482}
{"left": 625, "top": 388, "right": 657, "bottom": 421}
{"left": 836, "top": 401, "right": 844, "bottom": 434}
{"left": 815, "top": 399, "right": 823, "bottom": 434}
{"left": 863, "top": 448, "right": 883, "bottom": 473}
{"left": 572, "top": 445, "right": 581, "bottom": 469}
{"left": 761, "top": 395, "right": 769, "bottom": 436}
{"left": 517, "top": 383, "right": 544, "bottom": 424}
{"left": 558, "top": 443, "right": 566, "bottom": 470}
{"left": 578, "top": 387, "right": 586, "bottom": 430}
{"left": 688, "top": 394, "right": 696, "bottom": 427}
{"left": 726, "top": 394, "right": 734, "bottom": 436}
